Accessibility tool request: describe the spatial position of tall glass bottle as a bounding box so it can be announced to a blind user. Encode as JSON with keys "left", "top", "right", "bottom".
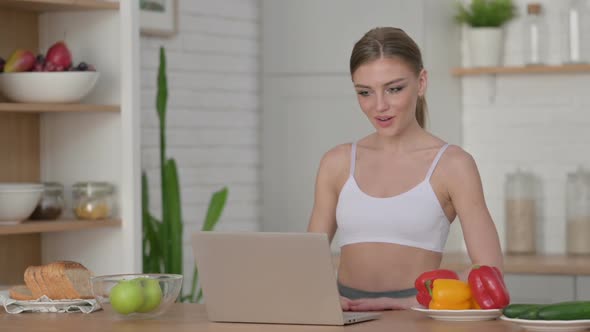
{"left": 523, "top": 3, "right": 547, "bottom": 65}
{"left": 505, "top": 169, "right": 537, "bottom": 254}
{"left": 563, "top": 0, "right": 590, "bottom": 64}
{"left": 566, "top": 167, "right": 590, "bottom": 255}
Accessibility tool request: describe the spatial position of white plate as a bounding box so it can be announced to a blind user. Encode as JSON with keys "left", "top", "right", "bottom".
{"left": 500, "top": 315, "right": 590, "bottom": 332}
{"left": 411, "top": 307, "right": 502, "bottom": 321}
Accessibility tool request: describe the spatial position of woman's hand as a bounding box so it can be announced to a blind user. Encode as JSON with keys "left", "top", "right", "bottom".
{"left": 347, "top": 296, "right": 419, "bottom": 311}
{"left": 340, "top": 296, "right": 352, "bottom": 311}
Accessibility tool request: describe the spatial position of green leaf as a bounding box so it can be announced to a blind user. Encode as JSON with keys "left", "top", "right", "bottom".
{"left": 157, "top": 46, "right": 170, "bottom": 273}
{"left": 202, "top": 187, "right": 228, "bottom": 231}
{"left": 184, "top": 188, "right": 228, "bottom": 302}
{"left": 454, "top": 0, "right": 516, "bottom": 27}
{"left": 164, "top": 158, "right": 183, "bottom": 275}
{"left": 142, "top": 172, "right": 150, "bottom": 271}
{"left": 187, "top": 265, "right": 199, "bottom": 303}
{"left": 196, "top": 288, "right": 203, "bottom": 303}
{"left": 142, "top": 173, "right": 163, "bottom": 273}
{"left": 144, "top": 214, "right": 163, "bottom": 273}
{"left": 156, "top": 46, "right": 168, "bottom": 125}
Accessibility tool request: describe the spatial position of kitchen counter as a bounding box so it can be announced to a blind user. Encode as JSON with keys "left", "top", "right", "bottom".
{"left": 332, "top": 253, "right": 590, "bottom": 275}
{"left": 0, "top": 304, "right": 519, "bottom": 331}
{"left": 440, "top": 253, "right": 590, "bottom": 275}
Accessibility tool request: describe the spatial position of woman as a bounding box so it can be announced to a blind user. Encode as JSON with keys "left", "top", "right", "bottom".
{"left": 307, "top": 27, "right": 503, "bottom": 311}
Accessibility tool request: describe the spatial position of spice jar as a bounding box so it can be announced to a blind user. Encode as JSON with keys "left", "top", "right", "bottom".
{"left": 566, "top": 167, "right": 590, "bottom": 255}
{"left": 523, "top": 3, "right": 548, "bottom": 65}
{"left": 505, "top": 169, "right": 537, "bottom": 254}
{"left": 72, "top": 182, "right": 114, "bottom": 220}
{"left": 29, "top": 182, "right": 64, "bottom": 220}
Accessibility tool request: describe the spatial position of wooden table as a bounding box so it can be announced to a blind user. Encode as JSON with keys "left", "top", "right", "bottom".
{"left": 0, "top": 304, "right": 520, "bottom": 332}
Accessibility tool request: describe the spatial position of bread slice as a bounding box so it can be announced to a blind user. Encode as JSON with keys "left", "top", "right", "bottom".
{"left": 41, "top": 261, "right": 65, "bottom": 300}
{"left": 9, "top": 285, "right": 35, "bottom": 301}
{"left": 22, "top": 261, "right": 94, "bottom": 300}
{"left": 33, "top": 265, "right": 51, "bottom": 299}
{"left": 23, "top": 266, "right": 43, "bottom": 299}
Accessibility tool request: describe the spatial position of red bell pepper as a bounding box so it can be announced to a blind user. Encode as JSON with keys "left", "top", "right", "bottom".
{"left": 468, "top": 265, "right": 510, "bottom": 309}
{"left": 414, "top": 269, "right": 459, "bottom": 307}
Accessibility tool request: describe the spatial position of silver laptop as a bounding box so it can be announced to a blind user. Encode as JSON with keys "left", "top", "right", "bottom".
{"left": 191, "top": 231, "right": 380, "bottom": 325}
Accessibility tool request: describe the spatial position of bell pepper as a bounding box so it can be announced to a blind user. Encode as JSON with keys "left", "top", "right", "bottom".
{"left": 468, "top": 265, "right": 510, "bottom": 309}
{"left": 429, "top": 279, "right": 472, "bottom": 310}
{"left": 414, "top": 269, "right": 459, "bottom": 307}
{"left": 471, "top": 297, "right": 481, "bottom": 309}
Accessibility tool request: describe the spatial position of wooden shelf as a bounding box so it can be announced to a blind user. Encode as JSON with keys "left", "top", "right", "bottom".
{"left": 0, "top": 0, "right": 118, "bottom": 11}
{"left": 0, "top": 103, "right": 119, "bottom": 113}
{"left": 0, "top": 219, "right": 121, "bottom": 235}
{"left": 452, "top": 64, "right": 590, "bottom": 76}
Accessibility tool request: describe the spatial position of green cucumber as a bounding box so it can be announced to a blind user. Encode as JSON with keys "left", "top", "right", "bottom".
{"left": 519, "top": 307, "right": 541, "bottom": 320}
{"left": 503, "top": 304, "right": 541, "bottom": 318}
{"left": 537, "top": 301, "right": 590, "bottom": 321}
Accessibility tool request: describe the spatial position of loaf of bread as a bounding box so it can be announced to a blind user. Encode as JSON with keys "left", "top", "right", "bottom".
{"left": 9, "top": 285, "right": 35, "bottom": 301}
{"left": 15, "top": 261, "right": 94, "bottom": 300}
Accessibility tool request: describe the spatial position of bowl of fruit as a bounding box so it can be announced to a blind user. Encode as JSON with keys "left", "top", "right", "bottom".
{"left": 90, "top": 274, "right": 183, "bottom": 319}
{"left": 0, "top": 41, "right": 99, "bottom": 103}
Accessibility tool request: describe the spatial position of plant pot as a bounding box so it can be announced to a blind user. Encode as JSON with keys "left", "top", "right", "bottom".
{"left": 467, "top": 27, "right": 504, "bottom": 67}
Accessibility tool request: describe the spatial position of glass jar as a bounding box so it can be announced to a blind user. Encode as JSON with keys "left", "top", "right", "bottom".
{"left": 72, "top": 182, "right": 114, "bottom": 220}
{"left": 29, "top": 182, "right": 64, "bottom": 220}
{"left": 523, "top": 3, "right": 548, "bottom": 65}
{"left": 563, "top": 0, "right": 590, "bottom": 64}
{"left": 505, "top": 169, "right": 537, "bottom": 254}
{"left": 566, "top": 167, "right": 590, "bottom": 255}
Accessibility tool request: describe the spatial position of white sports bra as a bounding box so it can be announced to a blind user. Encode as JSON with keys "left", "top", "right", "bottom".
{"left": 335, "top": 142, "right": 451, "bottom": 252}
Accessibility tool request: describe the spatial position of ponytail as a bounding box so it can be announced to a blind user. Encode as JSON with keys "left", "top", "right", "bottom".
{"left": 416, "top": 96, "right": 428, "bottom": 129}
{"left": 416, "top": 95, "right": 427, "bottom": 129}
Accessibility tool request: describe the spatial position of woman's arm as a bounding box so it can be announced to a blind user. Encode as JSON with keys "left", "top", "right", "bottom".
{"left": 306, "top": 145, "right": 348, "bottom": 243}
{"left": 446, "top": 147, "right": 504, "bottom": 274}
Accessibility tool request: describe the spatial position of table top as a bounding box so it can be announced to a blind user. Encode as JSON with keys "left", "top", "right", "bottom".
{"left": 0, "top": 304, "right": 520, "bottom": 332}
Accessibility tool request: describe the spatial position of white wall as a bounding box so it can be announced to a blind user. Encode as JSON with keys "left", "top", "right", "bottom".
{"left": 260, "top": 0, "right": 463, "bottom": 251}
{"left": 140, "top": 0, "right": 261, "bottom": 290}
{"left": 461, "top": 0, "right": 590, "bottom": 254}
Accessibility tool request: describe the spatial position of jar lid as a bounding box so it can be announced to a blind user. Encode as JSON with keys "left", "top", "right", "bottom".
{"left": 72, "top": 182, "right": 114, "bottom": 195}
{"left": 43, "top": 182, "right": 64, "bottom": 193}
{"left": 527, "top": 3, "right": 542, "bottom": 15}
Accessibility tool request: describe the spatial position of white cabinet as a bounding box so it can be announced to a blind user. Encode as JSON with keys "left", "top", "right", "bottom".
{"left": 576, "top": 277, "right": 590, "bottom": 300}
{"left": 505, "top": 274, "right": 576, "bottom": 303}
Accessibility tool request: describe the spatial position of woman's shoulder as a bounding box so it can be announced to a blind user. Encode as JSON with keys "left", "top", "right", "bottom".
{"left": 441, "top": 144, "right": 479, "bottom": 176}
{"left": 443, "top": 144, "right": 475, "bottom": 164}
{"left": 320, "top": 143, "right": 352, "bottom": 170}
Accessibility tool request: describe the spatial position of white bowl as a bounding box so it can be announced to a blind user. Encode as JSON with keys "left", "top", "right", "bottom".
{"left": 0, "top": 72, "right": 99, "bottom": 103}
{"left": 0, "top": 183, "right": 43, "bottom": 224}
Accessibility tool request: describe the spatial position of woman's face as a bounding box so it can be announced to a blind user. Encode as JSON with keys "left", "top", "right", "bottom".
{"left": 352, "top": 56, "right": 426, "bottom": 136}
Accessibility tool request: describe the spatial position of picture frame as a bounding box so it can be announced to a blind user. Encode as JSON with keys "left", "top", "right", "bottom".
{"left": 139, "top": 0, "right": 178, "bottom": 37}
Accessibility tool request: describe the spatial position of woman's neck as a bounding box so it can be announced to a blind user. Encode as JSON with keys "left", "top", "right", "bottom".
{"left": 371, "top": 121, "right": 426, "bottom": 152}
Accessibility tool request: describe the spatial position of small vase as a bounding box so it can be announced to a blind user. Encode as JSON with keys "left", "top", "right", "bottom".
{"left": 468, "top": 27, "right": 504, "bottom": 67}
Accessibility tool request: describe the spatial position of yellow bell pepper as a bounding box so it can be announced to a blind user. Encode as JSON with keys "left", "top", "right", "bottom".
{"left": 471, "top": 297, "right": 481, "bottom": 309}
{"left": 428, "top": 279, "right": 472, "bottom": 310}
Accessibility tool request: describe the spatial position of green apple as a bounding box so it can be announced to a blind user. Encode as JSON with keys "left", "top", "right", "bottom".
{"left": 109, "top": 280, "right": 144, "bottom": 315}
{"left": 137, "top": 279, "right": 162, "bottom": 313}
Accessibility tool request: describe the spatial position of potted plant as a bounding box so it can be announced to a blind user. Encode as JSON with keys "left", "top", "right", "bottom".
{"left": 142, "top": 47, "right": 228, "bottom": 303}
{"left": 455, "top": 0, "right": 517, "bottom": 67}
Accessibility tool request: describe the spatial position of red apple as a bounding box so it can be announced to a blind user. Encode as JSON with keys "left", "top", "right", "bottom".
{"left": 45, "top": 41, "right": 72, "bottom": 70}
